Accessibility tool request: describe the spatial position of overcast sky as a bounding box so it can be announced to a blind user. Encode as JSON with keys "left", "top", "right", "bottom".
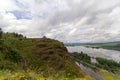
{"left": 0, "top": 0, "right": 120, "bottom": 42}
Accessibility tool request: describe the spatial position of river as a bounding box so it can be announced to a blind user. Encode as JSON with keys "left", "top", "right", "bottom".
{"left": 67, "top": 46, "right": 120, "bottom": 80}
{"left": 67, "top": 46, "right": 120, "bottom": 62}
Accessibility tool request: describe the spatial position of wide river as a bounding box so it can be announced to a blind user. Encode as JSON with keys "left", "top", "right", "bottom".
{"left": 67, "top": 46, "right": 120, "bottom": 62}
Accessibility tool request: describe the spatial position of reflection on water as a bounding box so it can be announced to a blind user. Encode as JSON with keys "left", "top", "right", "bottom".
{"left": 67, "top": 46, "right": 120, "bottom": 62}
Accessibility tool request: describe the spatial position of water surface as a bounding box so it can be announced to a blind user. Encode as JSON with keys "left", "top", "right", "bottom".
{"left": 67, "top": 46, "right": 120, "bottom": 62}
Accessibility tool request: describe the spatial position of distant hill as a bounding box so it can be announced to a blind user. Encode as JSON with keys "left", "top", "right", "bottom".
{"left": 65, "top": 41, "right": 120, "bottom": 51}
{"left": 84, "top": 42, "right": 120, "bottom": 51}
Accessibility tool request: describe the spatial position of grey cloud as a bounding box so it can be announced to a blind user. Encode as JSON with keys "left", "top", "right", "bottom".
{"left": 1, "top": 0, "right": 120, "bottom": 42}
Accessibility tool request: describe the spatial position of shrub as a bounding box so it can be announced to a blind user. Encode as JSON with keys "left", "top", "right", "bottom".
{"left": 4, "top": 48, "right": 22, "bottom": 63}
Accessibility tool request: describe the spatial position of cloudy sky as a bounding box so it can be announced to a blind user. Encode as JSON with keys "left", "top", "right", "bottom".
{"left": 0, "top": 0, "right": 120, "bottom": 42}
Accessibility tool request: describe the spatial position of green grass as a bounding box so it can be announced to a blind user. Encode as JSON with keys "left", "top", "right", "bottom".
{"left": 99, "top": 70, "right": 120, "bottom": 80}
{"left": 0, "top": 33, "right": 86, "bottom": 78}
{"left": 0, "top": 70, "right": 94, "bottom": 80}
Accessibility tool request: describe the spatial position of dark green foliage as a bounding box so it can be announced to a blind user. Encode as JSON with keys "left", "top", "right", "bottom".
{"left": 0, "top": 40, "right": 4, "bottom": 50}
{"left": 0, "top": 60, "right": 18, "bottom": 70}
{"left": 0, "top": 28, "right": 3, "bottom": 39}
{"left": 70, "top": 52, "right": 91, "bottom": 63}
{"left": 12, "top": 32, "right": 24, "bottom": 38}
{"left": 4, "top": 48, "right": 22, "bottom": 63}
{"left": 95, "top": 57, "right": 120, "bottom": 73}
{"left": 0, "top": 40, "right": 22, "bottom": 63}
{"left": 0, "top": 33, "right": 22, "bottom": 70}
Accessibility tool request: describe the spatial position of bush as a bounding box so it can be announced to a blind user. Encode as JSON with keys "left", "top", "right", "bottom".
{"left": 70, "top": 52, "right": 91, "bottom": 63}
{"left": 95, "top": 57, "right": 120, "bottom": 73}
{"left": 4, "top": 48, "right": 22, "bottom": 63}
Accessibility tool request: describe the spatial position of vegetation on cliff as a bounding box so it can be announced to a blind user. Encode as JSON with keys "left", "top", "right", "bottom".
{"left": 0, "top": 30, "right": 88, "bottom": 79}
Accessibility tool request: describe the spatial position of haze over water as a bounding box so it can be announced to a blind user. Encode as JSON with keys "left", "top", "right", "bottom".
{"left": 67, "top": 46, "right": 120, "bottom": 62}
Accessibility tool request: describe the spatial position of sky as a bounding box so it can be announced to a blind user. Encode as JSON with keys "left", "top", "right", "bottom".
{"left": 0, "top": 0, "right": 120, "bottom": 43}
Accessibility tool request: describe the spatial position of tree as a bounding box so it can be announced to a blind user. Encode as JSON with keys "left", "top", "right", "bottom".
{"left": 0, "top": 28, "right": 3, "bottom": 39}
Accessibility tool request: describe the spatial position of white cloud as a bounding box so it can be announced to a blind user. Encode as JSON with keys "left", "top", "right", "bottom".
{"left": 0, "top": 0, "right": 20, "bottom": 11}
{"left": 0, "top": 0, "right": 120, "bottom": 42}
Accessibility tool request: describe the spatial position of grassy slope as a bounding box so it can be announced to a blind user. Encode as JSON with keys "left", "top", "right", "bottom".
{"left": 98, "top": 70, "right": 120, "bottom": 80}
{"left": 0, "top": 33, "right": 91, "bottom": 79}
